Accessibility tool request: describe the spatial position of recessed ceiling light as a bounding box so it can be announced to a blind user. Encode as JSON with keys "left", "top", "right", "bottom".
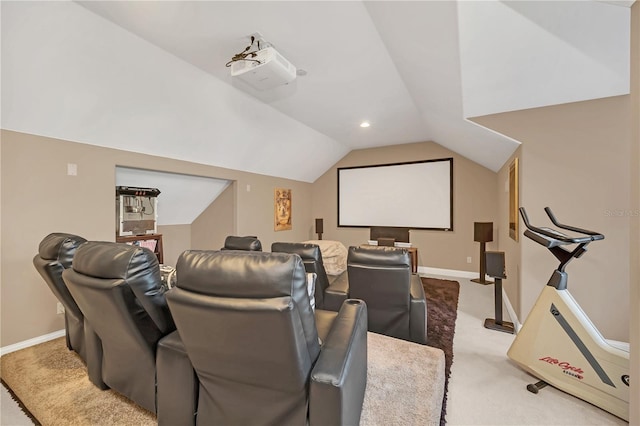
{"left": 360, "top": 121, "right": 370, "bottom": 128}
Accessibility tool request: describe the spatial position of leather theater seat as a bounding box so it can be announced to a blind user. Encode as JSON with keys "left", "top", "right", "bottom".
{"left": 63, "top": 241, "right": 176, "bottom": 413}
{"left": 271, "top": 242, "right": 349, "bottom": 311}
{"left": 158, "top": 249, "right": 368, "bottom": 426}
{"left": 347, "top": 245, "right": 427, "bottom": 344}
{"left": 221, "top": 235, "right": 262, "bottom": 251}
{"left": 33, "top": 233, "right": 88, "bottom": 362}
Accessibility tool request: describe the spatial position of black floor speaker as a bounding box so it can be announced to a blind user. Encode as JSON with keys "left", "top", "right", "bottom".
{"left": 484, "top": 251, "right": 514, "bottom": 334}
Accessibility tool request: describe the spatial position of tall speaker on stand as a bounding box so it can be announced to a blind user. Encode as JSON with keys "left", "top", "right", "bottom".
{"left": 315, "top": 218, "right": 323, "bottom": 240}
{"left": 484, "top": 251, "right": 514, "bottom": 333}
{"left": 471, "top": 222, "right": 493, "bottom": 284}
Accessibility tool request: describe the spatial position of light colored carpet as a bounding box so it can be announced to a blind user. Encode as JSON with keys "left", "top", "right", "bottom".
{"left": 1, "top": 384, "right": 35, "bottom": 425}
{"left": 0, "top": 338, "right": 156, "bottom": 426}
{"left": 361, "top": 332, "right": 445, "bottom": 426}
{"left": 1, "top": 333, "right": 445, "bottom": 425}
{"left": 445, "top": 276, "right": 628, "bottom": 426}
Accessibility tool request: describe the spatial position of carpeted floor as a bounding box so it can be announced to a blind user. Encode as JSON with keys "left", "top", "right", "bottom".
{"left": 0, "top": 338, "right": 156, "bottom": 425}
{"left": 422, "top": 276, "right": 460, "bottom": 426}
{"left": 1, "top": 277, "right": 459, "bottom": 425}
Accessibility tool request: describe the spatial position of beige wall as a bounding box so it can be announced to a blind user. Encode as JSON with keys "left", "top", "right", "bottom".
{"left": 191, "top": 182, "right": 236, "bottom": 251}
{"left": 157, "top": 224, "right": 191, "bottom": 267}
{"left": 473, "top": 95, "right": 631, "bottom": 342}
{"left": 629, "top": 2, "right": 639, "bottom": 423}
{"left": 0, "top": 130, "right": 313, "bottom": 347}
{"left": 311, "top": 141, "right": 499, "bottom": 272}
{"left": 0, "top": 132, "right": 3, "bottom": 342}
{"left": 229, "top": 176, "right": 314, "bottom": 249}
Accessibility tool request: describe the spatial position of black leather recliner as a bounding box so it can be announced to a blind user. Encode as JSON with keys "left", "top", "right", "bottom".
{"left": 160, "top": 250, "right": 368, "bottom": 425}
{"left": 347, "top": 245, "right": 427, "bottom": 344}
{"left": 271, "top": 242, "right": 349, "bottom": 311}
{"left": 33, "top": 233, "right": 88, "bottom": 362}
{"left": 221, "top": 235, "right": 262, "bottom": 251}
{"left": 63, "top": 241, "right": 175, "bottom": 413}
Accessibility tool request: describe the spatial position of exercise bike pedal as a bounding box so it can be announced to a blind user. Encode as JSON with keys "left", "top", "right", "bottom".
{"left": 526, "top": 380, "right": 548, "bottom": 394}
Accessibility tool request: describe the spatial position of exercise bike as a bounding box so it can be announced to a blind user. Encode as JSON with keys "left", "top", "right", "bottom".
{"left": 508, "top": 207, "right": 630, "bottom": 421}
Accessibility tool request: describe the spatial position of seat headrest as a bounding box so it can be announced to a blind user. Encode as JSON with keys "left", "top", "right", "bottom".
{"left": 348, "top": 245, "right": 411, "bottom": 267}
{"left": 72, "top": 241, "right": 159, "bottom": 279}
{"left": 38, "top": 233, "right": 87, "bottom": 267}
{"left": 223, "top": 236, "right": 262, "bottom": 251}
{"left": 271, "top": 242, "right": 321, "bottom": 262}
{"left": 176, "top": 250, "right": 307, "bottom": 298}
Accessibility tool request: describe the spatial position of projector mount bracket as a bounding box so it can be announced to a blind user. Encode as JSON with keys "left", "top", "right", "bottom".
{"left": 225, "top": 32, "right": 272, "bottom": 68}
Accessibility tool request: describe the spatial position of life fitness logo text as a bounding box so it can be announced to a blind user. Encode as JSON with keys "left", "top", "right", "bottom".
{"left": 539, "top": 356, "right": 584, "bottom": 380}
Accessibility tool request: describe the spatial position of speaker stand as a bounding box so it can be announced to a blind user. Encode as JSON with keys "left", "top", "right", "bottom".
{"left": 484, "top": 277, "right": 514, "bottom": 334}
{"left": 471, "top": 242, "right": 493, "bottom": 285}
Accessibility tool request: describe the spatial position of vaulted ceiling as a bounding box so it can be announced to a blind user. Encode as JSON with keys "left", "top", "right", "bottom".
{"left": 76, "top": 0, "right": 632, "bottom": 173}
{"left": 1, "top": 1, "right": 633, "bottom": 224}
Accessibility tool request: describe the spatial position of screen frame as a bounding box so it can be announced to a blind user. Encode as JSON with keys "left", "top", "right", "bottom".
{"left": 337, "top": 157, "right": 454, "bottom": 231}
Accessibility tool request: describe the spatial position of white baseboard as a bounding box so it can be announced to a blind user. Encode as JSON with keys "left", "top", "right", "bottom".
{"left": 0, "top": 329, "right": 65, "bottom": 356}
{"left": 502, "top": 286, "right": 522, "bottom": 332}
{"left": 418, "top": 266, "right": 522, "bottom": 331}
{"left": 418, "top": 266, "right": 478, "bottom": 279}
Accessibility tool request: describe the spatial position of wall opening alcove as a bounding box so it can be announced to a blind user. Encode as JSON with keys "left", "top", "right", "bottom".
{"left": 115, "top": 166, "right": 232, "bottom": 265}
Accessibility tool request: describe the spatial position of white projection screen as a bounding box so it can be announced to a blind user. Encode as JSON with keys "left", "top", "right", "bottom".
{"left": 338, "top": 158, "right": 453, "bottom": 230}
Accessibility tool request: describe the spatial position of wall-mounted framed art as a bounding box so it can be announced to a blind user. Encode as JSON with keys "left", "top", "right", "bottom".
{"left": 509, "top": 158, "right": 519, "bottom": 241}
{"left": 274, "top": 188, "right": 292, "bottom": 231}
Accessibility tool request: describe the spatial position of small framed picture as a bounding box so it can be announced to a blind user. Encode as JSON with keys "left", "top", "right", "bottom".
{"left": 274, "top": 188, "right": 292, "bottom": 231}
{"left": 509, "top": 158, "right": 519, "bottom": 241}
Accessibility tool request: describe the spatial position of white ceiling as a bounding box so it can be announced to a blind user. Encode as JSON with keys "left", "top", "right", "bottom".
{"left": 3, "top": 1, "right": 632, "bottom": 178}
{"left": 1, "top": 1, "right": 633, "bottom": 224}
{"left": 73, "top": 0, "right": 630, "bottom": 173}
{"left": 457, "top": 1, "right": 631, "bottom": 118}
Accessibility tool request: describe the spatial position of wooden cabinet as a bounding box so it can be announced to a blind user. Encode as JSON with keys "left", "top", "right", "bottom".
{"left": 406, "top": 247, "right": 418, "bottom": 274}
{"left": 116, "top": 234, "right": 164, "bottom": 264}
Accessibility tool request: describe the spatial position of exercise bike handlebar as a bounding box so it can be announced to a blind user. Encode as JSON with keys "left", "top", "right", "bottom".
{"left": 519, "top": 207, "right": 604, "bottom": 245}
{"left": 543, "top": 207, "right": 604, "bottom": 240}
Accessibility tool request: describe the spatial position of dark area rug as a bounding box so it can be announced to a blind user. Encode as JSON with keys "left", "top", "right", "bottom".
{"left": 422, "top": 276, "right": 460, "bottom": 426}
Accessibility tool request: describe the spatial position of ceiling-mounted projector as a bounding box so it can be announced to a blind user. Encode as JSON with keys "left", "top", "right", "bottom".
{"left": 230, "top": 46, "right": 296, "bottom": 91}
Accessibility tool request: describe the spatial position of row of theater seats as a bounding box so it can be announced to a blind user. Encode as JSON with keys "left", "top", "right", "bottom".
{"left": 221, "top": 235, "right": 428, "bottom": 344}
{"left": 34, "top": 234, "right": 367, "bottom": 424}
{"left": 33, "top": 233, "right": 427, "bottom": 425}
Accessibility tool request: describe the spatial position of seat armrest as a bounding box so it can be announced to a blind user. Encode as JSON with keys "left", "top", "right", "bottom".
{"left": 409, "top": 274, "right": 427, "bottom": 344}
{"left": 309, "top": 299, "right": 368, "bottom": 426}
{"left": 323, "top": 271, "right": 349, "bottom": 312}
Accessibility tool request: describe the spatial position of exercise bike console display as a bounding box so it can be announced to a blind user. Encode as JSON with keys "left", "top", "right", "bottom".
{"left": 508, "top": 207, "right": 629, "bottom": 421}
